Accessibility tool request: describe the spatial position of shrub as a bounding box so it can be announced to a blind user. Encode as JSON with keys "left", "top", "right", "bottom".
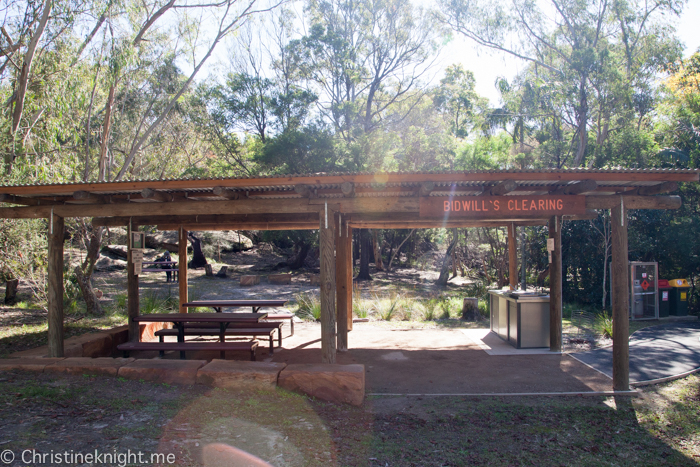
{"left": 352, "top": 284, "right": 373, "bottom": 319}
{"left": 295, "top": 292, "right": 321, "bottom": 321}
{"left": 423, "top": 298, "right": 439, "bottom": 321}
{"left": 375, "top": 294, "right": 401, "bottom": 321}
{"left": 595, "top": 312, "right": 613, "bottom": 338}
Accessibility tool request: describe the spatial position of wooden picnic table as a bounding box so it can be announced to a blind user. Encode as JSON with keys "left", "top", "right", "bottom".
{"left": 132, "top": 312, "right": 267, "bottom": 359}
{"left": 182, "top": 299, "right": 287, "bottom": 313}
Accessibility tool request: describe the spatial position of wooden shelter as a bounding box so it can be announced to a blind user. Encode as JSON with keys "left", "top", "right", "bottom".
{"left": 1, "top": 168, "right": 697, "bottom": 391}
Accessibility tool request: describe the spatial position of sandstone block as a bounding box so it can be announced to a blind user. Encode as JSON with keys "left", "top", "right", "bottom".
{"left": 196, "top": 360, "right": 286, "bottom": 390}
{"left": 45, "top": 357, "right": 134, "bottom": 376}
{"left": 268, "top": 274, "right": 292, "bottom": 285}
{"left": 118, "top": 359, "right": 206, "bottom": 385}
{"left": 278, "top": 363, "right": 365, "bottom": 406}
{"left": 139, "top": 321, "right": 169, "bottom": 342}
{"left": 0, "top": 357, "right": 65, "bottom": 372}
{"left": 240, "top": 275, "right": 260, "bottom": 286}
{"left": 109, "top": 326, "right": 130, "bottom": 354}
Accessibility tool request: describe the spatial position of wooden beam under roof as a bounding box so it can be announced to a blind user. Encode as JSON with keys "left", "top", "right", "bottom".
{"left": 636, "top": 181, "right": 678, "bottom": 196}
{"left": 212, "top": 186, "right": 240, "bottom": 200}
{"left": 0, "top": 198, "right": 325, "bottom": 219}
{"left": 157, "top": 222, "right": 319, "bottom": 231}
{"left": 141, "top": 188, "right": 174, "bottom": 202}
{"left": 549, "top": 179, "right": 598, "bottom": 195}
{"left": 586, "top": 195, "right": 681, "bottom": 210}
{"left": 71, "top": 191, "right": 109, "bottom": 204}
{"left": 484, "top": 179, "right": 517, "bottom": 196}
{"left": 92, "top": 213, "right": 319, "bottom": 227}
{"left": 0, "top": 194, "right": 57, "bottom": 206}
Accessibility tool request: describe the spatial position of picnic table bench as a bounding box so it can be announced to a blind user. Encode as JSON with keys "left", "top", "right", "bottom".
{"left": 155, "top": 327, "right": 277, "bottom": 355}
{"left": 117, "top": 341, "right": 258, "bottom": 360}
{"left": 118, "top": 312, "right": 267, "bottom": 359}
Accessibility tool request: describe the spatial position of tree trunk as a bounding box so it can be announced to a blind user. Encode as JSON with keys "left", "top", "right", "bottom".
{"left": 98, "top": 84, "right": 116, "bottom": 181}
{"left": 187, "top": 232, "right": 208, "bottom": 268}
{"left": 74, "top": 223, "right": 104, "bottom": 315}
{"left": 287, "top": 242, "right": 311, "bottom": 270}
{"left": 371, "top": 230, "right": 384, "bottom": 271}
{"left": 388, "top": 229, "right": 414, "bottom": 270}
{"left": 74, "top": 265, "right": 103, "bottom": 315}
{"left": 436, "top": 232, "right": 459, "bottom": 287}
{"left": 356, "top": 229, "right": 372, "bottom": 281}
{"left": 5, "top": 0, "right": 52, "bottom": 174}
{"left": 5, "top": 279, "right": 19, "bottom": 305}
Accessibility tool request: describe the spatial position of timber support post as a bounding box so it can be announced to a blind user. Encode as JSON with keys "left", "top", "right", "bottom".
{"left": 47, "top": 213, "right": 64, "bottom": 357}
{"left": 320, "top": 206, "right": 337, "bottom": 363}
{"left": 611, "top": 203, "right": 630, "bottom": 391}
{"left": 179, "top": 227, "right": 188, "bottom": 312}
{"left": 127, "top": 223, "right": 139, "bottom": 342}
{"left": 508, "top": 223, "right": 517, "bottom": 290}
{"left": 336, "top": 215, "right": 352, "bottom": 351}
{"left": 548, "top": 216, "right": 562, "bottom": 352}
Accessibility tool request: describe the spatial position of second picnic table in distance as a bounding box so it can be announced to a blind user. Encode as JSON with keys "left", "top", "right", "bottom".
{"left": 182, "top": 300, "right": 288, "bottom": 313}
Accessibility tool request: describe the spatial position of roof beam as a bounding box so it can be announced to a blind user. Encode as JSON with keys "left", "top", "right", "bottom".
{"left": 0, "top": 194, "right": 52, "bottom": 206}
{"left": 72, "top": 190, "right": 109, "bottom": 204}
{"left": 157, "top": 222, "right": 318, "bottom": 231}
{"left": 586, "top": 195, "right": 681, "bottom": 210}
{"left": 635, "top": 181, "right": 678, "bottom": 196}
{"left": 484, "top": 179, "right": 517, "bottom": 196}
{"left": 550, "top": 179, "right": 598, "bottom": 195}
{"left": 0, "top": 198, "right": 323, "bottom": 219}
{"left": 92, "top": 213, "right": 319, "bottom": 227}
{"left": 340, "top": 182, "right": 355, "bottom": 197}
{"left": 418, "top": 181, "right": 435, "bottom": 196}
{"left": 212, "top": 186, "right": 240, "bottom": 200}
{"left": 141, "top": 188, "right": 173, "bottom": 203}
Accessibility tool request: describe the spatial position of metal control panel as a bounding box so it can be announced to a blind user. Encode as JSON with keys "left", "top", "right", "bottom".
{"left": 629, "top": 262, "right": 658, "bottom": 320}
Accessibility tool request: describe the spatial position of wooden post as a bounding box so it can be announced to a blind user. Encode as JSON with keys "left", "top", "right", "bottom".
{"left": 507, "top": 223, "right": 517, "bottom": 290}
{"left": 548, "top": 216, "right": 562, "bottom": 352}
{"left": 179, "top": 227, "right": 188, "bottom": 312}
{"left": 347, "top": 226, "right": 353, "bottom": 333}
{"left": 127, "top": 223, "right": 140, "bottom": 342}
{"left": 47, "top": 213, "right": 64, "bottom": 357}
{"left": 336, "top": 215, "right": 352, "bottom": 351}
{"left": 320, "top": 206, "right": 337, "bottom": 363}
{"left": 611, "top": 203, "right": 630, "bottom": 391}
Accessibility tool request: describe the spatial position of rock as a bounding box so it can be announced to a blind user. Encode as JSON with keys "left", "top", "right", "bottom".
{"left": 94, "top": 256, "right": 127, "bottom": 271}
{"left": 118, "top": 359, "right": 206, "bottom": 386}
{"left": 196, "top": 360, "right": 286, "bottom": 390}
{"left": 240, "top": 275, "right": 260, "bottom": 286}
{"left": 0, "top": 358, "right": 65, "bottom": 372}
{"left": 461, "top": 297, "right": 480, "bottom": 321}
{"left": 45, "top": 357, "right": 134, "bottom": 376}
{"left": 269, "top": 274, "right": 291, "bottom": 284}
{"left": 216, "top": 266, "right": 228, "bottom": 278}
{"left": 101, "top": 244, "right": 128, "bottom": 259}
{"left": 278, "top": 363, "right": 365, "bottom": 406}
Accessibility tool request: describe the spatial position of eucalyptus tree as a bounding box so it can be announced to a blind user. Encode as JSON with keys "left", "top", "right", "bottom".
{"left": 439, "top": 0, "right": 685, "bottom": 167}
{"left": 291, "top": 0, "right": 438, "bottom": 157}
